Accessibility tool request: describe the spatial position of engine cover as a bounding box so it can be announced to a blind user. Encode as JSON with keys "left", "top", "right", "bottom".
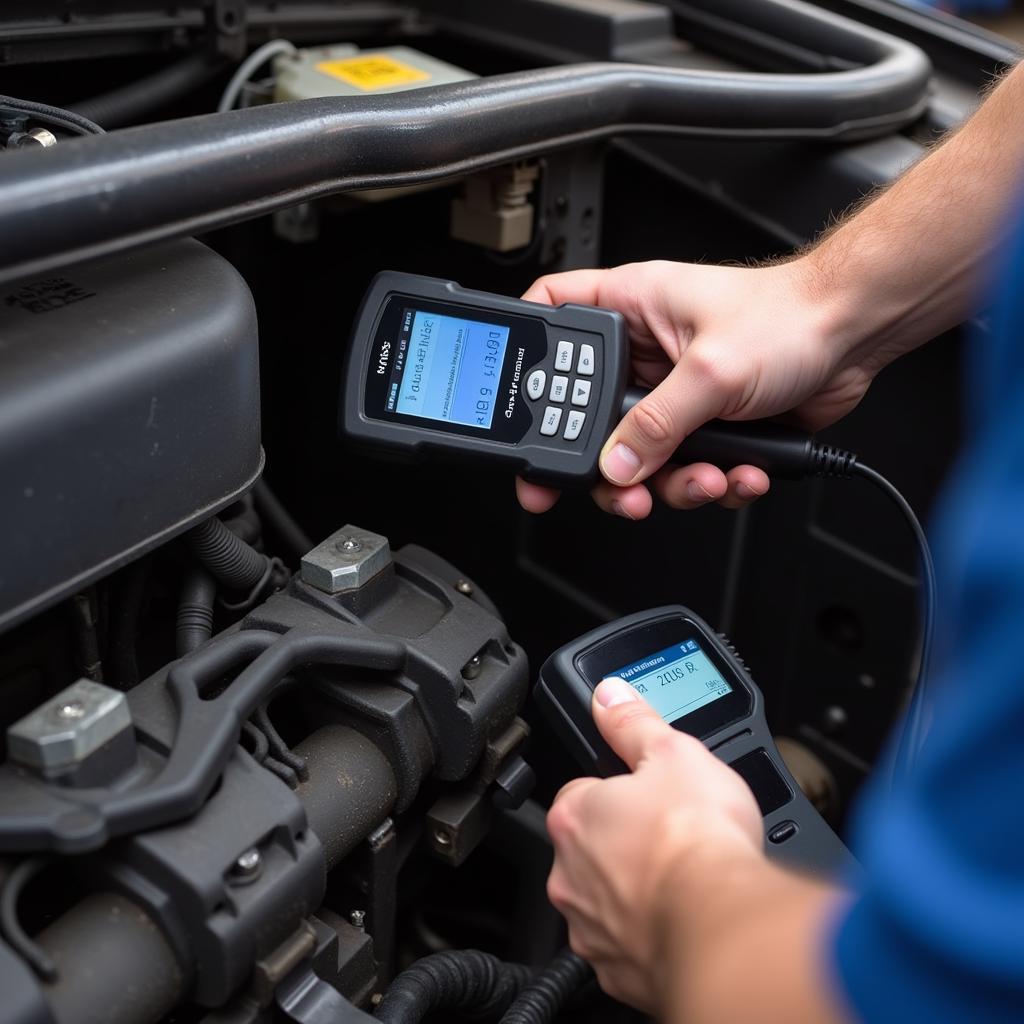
{"left": 0, "top": 239, "right": 262, "bottom": 633}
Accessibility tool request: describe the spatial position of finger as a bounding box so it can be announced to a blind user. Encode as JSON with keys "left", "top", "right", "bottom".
{"left": 651, "top": 463, "right": 728, "bottom": 510}
{"left": 516, "top": 476, "right": 561, "bottom": 514}
{"left": 521, "top": 269, "right": 608, "bottom": 306}
{"left": 599, "top": 353, "right": 732, "bottom": 488}
{"left": 591, "top": 677, "right": 677, "bottom": 772}
{"left": 717, "top": 466, "right": 770, "bottom": 509}
{"left": 552, "top": 776, "right": 599, "bottom": 807}
{"left": 589, "top": 480, "right": 654, "bottom": 521}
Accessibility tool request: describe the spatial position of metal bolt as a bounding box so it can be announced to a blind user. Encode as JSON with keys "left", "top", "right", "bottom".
{"left": 455, "top": 579, "right": 473, "bottom": 596}
{"left": 56, "top": 701, "right": 86, "bottom": 720}
{"left": 349, "top": 909, "right": 366, "bottom": 928}
{"left": 371, "top": 993, "right": 383, "bottom": 1007}
{"left": 433, "top": 827, "right": 452, "bottom": 848}
{"left": 232, "top": 847, "right": 262, "bottom": 879}
{"left": 338, "top": 537, "right": 362, "bottom": 553}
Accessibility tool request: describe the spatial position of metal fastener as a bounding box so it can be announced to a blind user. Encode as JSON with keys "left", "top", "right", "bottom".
{"left": 7, "top": 679, "right": 132, "bottom": 772}
{"left": 57, "top": 701, "right": 87, "bottom": 720}
{"left": 300, "top": 525, "right": 391, "bottom": 594}
{"left": 455, "top": 579, "right": 473, "bottom": 596}
{"left": 349, "top": 909, "right": 366, "bottom": 928}
{"left": 231, "top": 847, "right": 262, "bottom": 881}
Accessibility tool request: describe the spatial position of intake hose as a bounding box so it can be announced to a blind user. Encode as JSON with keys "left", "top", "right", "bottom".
{"left": 374, "top": 950, "right": 534, "bottom": 1024}
{"left": 185, "top": 517, "right": 271, "bottom": 593}
{"left": 175, "top": 565, "right": 217, "bottom": 656}
{"left": 70, "top": 53, "right": 225, "bottom": 129}
{"left": 0, "top": 0, "right": 930, "bottom": 287}
{"left": 499, "top": 948, "right": 592, "bottom": 1024}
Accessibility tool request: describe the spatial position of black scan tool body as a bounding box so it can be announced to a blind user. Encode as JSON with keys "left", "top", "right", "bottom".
{"left": 343, "top": 271, "right": 628, "bottom": 487}
{"left": 534, "top": 606, "right": 851, "bottom": 874}
{"left": 342, "top": 272, "right": 837, "bottom": 487}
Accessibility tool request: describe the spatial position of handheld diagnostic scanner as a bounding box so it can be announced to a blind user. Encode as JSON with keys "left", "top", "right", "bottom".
{"left": 341, "top": 272, "right": 841, "bottom": 488}
{"left": 534, "top": 606, "right": 852, "bottom": 874}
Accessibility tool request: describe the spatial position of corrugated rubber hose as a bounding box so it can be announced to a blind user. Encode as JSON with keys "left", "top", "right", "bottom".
{"left": 374, "top": 949, "right": 534, "bottom": 1024}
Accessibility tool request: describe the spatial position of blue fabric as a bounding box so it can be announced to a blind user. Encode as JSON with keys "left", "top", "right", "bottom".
{"left": 833, "top": 216, "right": 1024, "bottom": 1021}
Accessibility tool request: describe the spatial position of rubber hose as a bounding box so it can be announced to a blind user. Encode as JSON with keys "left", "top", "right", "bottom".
{"left": 185, "top": 517, "right": 270, "bottom": 592}
{"left": 374, "top": 949, "right": 534, "bottom": 1024}
{"left": 175, "top": 565, "right": 217, "bottom": 656}
{"left": 500, "top": 948, "right": 592, "bottom": 1024}
{"left": 71, "top": 54, "right": 224, "bottom": 129}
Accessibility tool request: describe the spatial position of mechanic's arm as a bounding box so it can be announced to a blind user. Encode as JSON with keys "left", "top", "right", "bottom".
{"left": 546, "top": 678, "right": 849, "bottom": 1021}
{"left": 518, "top": 60, "right": 1024, "bottom": 519}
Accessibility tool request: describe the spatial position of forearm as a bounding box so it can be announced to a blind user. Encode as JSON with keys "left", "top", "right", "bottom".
{"left": 803, "top": 60, "right": 1024, "bottom": 371}
{"left": 657, "top": 849, "right": 852, "bottom": 1023}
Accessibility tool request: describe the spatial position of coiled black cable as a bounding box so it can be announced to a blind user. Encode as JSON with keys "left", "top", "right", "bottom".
{"left": 374, "top": 949, "right": 534, "bottom": 1024}
{"left": 499, "top": 948, "right": 592, "bottom": 1024}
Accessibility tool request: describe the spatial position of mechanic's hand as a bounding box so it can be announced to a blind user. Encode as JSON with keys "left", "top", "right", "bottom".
{"left": 545, "top": 677, "right": 764, "bottom": 1012}
{"left": 516, "top": 259, "right": 876, "bottom": 518}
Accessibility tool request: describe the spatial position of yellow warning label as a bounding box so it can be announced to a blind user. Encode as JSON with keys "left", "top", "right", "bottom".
{"left": 315, "top": 55, "right": 430, "bottom": 91}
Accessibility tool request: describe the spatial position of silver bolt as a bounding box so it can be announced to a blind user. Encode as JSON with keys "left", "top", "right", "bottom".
{"left": 350, "top": 909, "right": 366, "bottom": 928}
{"left": 469, "top": 655, "right": 481, "bottom": 668}
{"left": 433, "top": 827, "right": 452, "bottom": 848}
{"left": 371, "top": 993, "right": 383, "bottom": 1007}
{"left": 56, "top": 701, "right": 86, "bottom": 720}
{"left": 233, "top": 847, "right": 262, "bottom": 877}
{"left": 338, "top": 537, "right": 362, "bottom": 553}
{"left": 455, "top": 579, "right": 473, "bottom": 596}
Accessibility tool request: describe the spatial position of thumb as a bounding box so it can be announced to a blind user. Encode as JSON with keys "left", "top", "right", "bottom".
{"left": 592, "top": 677, "right": 675, "bottom": 772}
{"left": 599, "top": 356, "right": 729, "bottom": 487}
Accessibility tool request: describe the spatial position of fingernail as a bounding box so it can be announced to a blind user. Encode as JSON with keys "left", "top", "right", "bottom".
{"left": 595, "top": 677, "right": 641, "bottom": 708}
{"left": 735, "top": 482, "right": 761, "bottom": 500}
{"left": 610, "top": 500, "right": 635, "bottom": 521}
{"left": 687, "top": 481, "right": 713, "bottom": 503}
{"left": 601, "top": 443, "right": 641, "bottom": 485}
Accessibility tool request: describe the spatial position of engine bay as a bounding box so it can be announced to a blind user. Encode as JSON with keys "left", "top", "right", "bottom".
{"left": 0, "top": 2, "right": 1013, "bottom": 1022}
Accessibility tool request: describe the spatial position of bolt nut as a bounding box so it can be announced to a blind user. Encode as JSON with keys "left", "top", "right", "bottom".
{"left": 300, "top": 525, "right": 391, "bottom": 594}
{"left": 7, "top": 680, "right": 132, "bottom": 772}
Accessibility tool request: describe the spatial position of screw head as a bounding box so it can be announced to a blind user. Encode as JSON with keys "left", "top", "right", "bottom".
{"left": 349, "top": 909, "right": 366, "bottom": 928}
{"left": 455, "top": 579, "right": 473, "bottom": 596}
{"left": 337, "top": 537, "right": 362, "bottom": 553}
{"left": 433, "top": 827, "right": 452, "bottom": 848}
{"left": 232, "top": 847, "right": 262, "bottom": 879}
{"left": 56, "top": 700, "right": 86, "bottom": 720}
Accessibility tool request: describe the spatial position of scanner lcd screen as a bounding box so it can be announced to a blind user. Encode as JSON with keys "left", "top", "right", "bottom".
{"left": 389, "top": 307, "right": 510, "bottom": 430}
{"left": 608, "top": 639, "right": 733, "bottom": 723}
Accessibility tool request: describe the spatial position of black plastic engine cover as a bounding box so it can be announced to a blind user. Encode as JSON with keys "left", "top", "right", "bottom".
{"left": 0, "top": 239, "right": 262, "bottom": 633}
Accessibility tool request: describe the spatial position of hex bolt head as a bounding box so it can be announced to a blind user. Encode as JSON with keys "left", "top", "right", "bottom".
{"left": 349, "top": 909, "right": 366, "bottom": 928}
{"left": 455, "top": 579, "right": 473, "bottom": 596}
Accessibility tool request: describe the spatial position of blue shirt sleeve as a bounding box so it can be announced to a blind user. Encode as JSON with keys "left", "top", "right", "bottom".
{"left": 832, "top": 215, "right": 1024, "bottom": 1022}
